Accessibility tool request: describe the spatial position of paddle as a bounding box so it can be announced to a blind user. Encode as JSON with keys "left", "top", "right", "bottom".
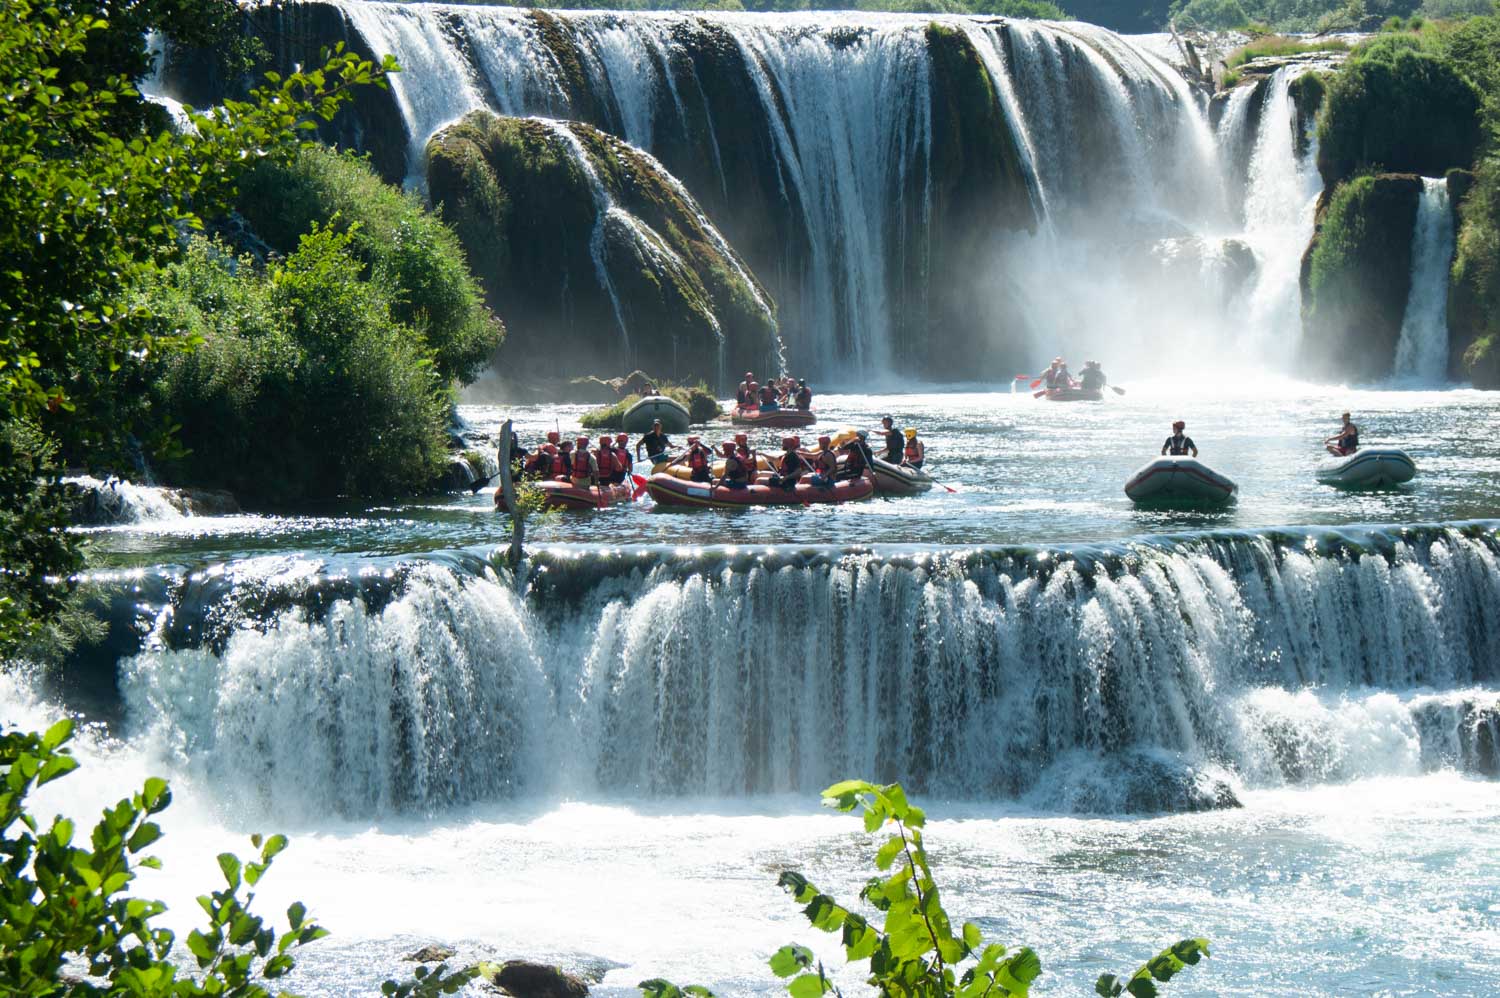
{"left": 1032, "top": 388, "right": 1049, "bottom": 399}
{"left": 1111, "top": 385, "right": 1126, "bottom": 396}
{"left": 630, "top": 473, "right": 649, "bottom": 500}
{"left": 1030, "top": 378, "right": 1043, "bottom": 389}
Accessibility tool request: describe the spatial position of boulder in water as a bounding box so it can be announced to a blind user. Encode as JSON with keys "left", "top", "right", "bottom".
{"left": 1029, "top": 750, "right": 1243, "bottom": 816}
{"left": 483, "top": 960, "right": 590, "bottom": 998}
{"left": 404, "top": 944, "right": 456, "bottom": 963}
{"left": 427, "top": 112, "right": 780, "bottom": 391}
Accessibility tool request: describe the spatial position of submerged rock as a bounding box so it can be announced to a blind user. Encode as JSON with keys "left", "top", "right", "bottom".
{"left": 1028, "top": 750, "right": 1243, "bottom": 815}
{"left": 484, "top": 960, "right": 590, "bottom": 998}
{"left": 404, "top": 944, "right": 457, "bottom": 963}
{"left": 427, "top": 113, "right": 781, "bottom": 391}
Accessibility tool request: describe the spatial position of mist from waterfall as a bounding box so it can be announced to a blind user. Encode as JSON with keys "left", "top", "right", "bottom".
{"left": 1394, "top": 177, "right": 1457, "bottom": 384}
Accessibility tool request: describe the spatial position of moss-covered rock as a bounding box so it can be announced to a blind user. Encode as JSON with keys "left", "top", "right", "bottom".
{"left": 427, "top": 112, "right": 779, "bottom": 389}
{"left": 1300, "top": 173, "right": 1422, "bottom": 381}
{"left": 1448, "top": 162, "right": 1500, "bottom": 387}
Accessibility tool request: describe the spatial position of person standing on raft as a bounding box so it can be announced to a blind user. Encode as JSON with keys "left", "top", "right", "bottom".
{"left": 1162, "top": 421, "right": 1198, "bottom": 458}
{"left": 637, "top": 419, "right": 673, "bottom": 465}
{"left": 1324, "top": 412, "right": 1359, "bottom": 457}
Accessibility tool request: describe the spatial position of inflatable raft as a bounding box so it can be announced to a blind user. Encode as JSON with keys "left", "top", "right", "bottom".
{"left": 655, "top": 453, "right": 778, "bottom": 480}
{"left": 495, "top": 479, "right": 635, "bottom": 512}
{"left": 1316, "top": 448, "right": 1416, "bottom": 488}
{"left": 1124, "top": 458, "right": 1237, "bottom": 504}
{"left": 730, "top": 406, "right": 817, "bottom": 428}
{"left": 1045, "top": 386, "right": 1103, "bottom": 402}
{"left": 646, "top": 472, "right": 873, "bottom": 508}
{"left": 622, "top": 395, "right": 690, "bottom": 434}
{"left": 868, "top": 457, "right": 934, "bottom": 495}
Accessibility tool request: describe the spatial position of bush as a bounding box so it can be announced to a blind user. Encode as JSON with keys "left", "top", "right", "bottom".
{"left": 1173, "top": 0, "right": 1253, "bottom": 30}
{"left": 1225, "top": 35, "right": 1347, "bottom": 69}
{"left": 148, "top": 232, "right": 451, "bottom": 503}
{"left": 1317, "top": 43, "right": 1481, "bottom": 185}
{"left": 237, "top": 146, "right": 502, "bottom": 386}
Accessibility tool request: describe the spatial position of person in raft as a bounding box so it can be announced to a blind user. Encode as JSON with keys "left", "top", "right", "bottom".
{"left": 757, "top": 381, "right": 781, "bottom": 411}
{"left": 1079, "top": 360, "right": 1107, "bottom": 392}
{"left": 902, "top": 428, "right": 925, "bottom": 469}
{"left": 880, "top": 415, "right": 903, "bottom": 463}
{"left": 637, "top": 419, "right": 673, "bottom": 465}
{"left": 681, "top": 435, "right": 714, "bottom": 482}
{"left": 555, "top": 438, "right": 575, "bottom": 479}
{"left": 1161, "top": 421, "right": 1198, "bottom": 458}
{"left": 715, "top": 441, "right": 751, "bottom": 490}
{"left": 734, "top": 433, "right": 759, "bottom": 485}
{"left": 1038, "top": 357, "right": 1072, "bottom": 390}
{"left": 612, "top": 433, "right": 633, "bottom": 483}
{"left": 570, "top": 437, "right": 598, "bottom": 487}
{"left": 810, "top": 435, "right": 839, "bottom": 488}
{"left": 595, "top": 436, "right": 618, "bottom": 486}
{"left": 837, "top": 431, "right": 872, "bottom": 481}
{"left": 1324, "top": 412, "right": 1359, "bottom": 457}
{"left": 794, "top": 379, "right": 813, "bottom": 411}
{"left": 768, "top": 436, "right": 810, "bottom": 490}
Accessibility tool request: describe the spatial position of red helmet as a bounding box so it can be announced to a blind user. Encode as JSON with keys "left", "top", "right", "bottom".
{"left": 615, "top": 433, "right": 629, "bottom": 444}
{"left": 687, "top": 435, "right": 700, "bottom": 444}
{"left": 546, "top": 430, "right": 560, "bottom": 444}
{"left": 817, "top": 435, "right": 831, "bottom": 447}
{"left": 1172, "top": 420, "right": 1185, "bottom": 431}
{"left": 734, "top": 432, "right": 748, "bottom": 445}
{"left": 781, "top": 436, "right": 798, "bottom": 449}
{"left": 576, "top": 436, "right": 590, "bottom": 447}
{"left": 721, "top": 441, "right": 736, "bottom": 455}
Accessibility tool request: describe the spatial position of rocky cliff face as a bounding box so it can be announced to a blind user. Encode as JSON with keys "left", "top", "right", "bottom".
{"left": 427, "top": 113, "right": 780, "bottom": 387}
{"left": 1300, "top": 174, "right": 1422, "bottom": 381}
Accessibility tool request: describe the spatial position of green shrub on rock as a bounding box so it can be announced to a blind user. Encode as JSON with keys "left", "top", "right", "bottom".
{"left": 148, "top": 232, "right": 451, "bottom": 503}
{"left": 1317, "top": 41, "right": 1481, "bottom": 186}
{"left": 237, "top": 146, "right": 503, "bottom": 386}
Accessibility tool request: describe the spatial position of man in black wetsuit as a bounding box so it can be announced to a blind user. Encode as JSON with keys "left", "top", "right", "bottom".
{"left": 880, "top": 415, "right": 903, "bottom": 463}
{"left": 636, "top": 419, "right": 673, "bottom": 465}
{"left": 1323, "top": 412, "right": 1359, "bottom": 457}
{"left": 1161, "top": 420, "right": 1198, "bottom": 458}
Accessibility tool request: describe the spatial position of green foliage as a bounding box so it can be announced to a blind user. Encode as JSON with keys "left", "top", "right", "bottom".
{"left": 1172, "top": 0, "right": 1253, "bottom": 30}
{"left": 2, "top": 718, "right": 479, "bottom": 996}
{"left": 236, "top": 146, "right": 503, "bottom": 386}
{"left": 643, "top": 781, "right": 1209, "bottom": 998}
{"left": 1317, "top": 38, "right": 1481, "bottom": 184}
{"left": 146, "top": 231, "right": 452, "bottom": 503}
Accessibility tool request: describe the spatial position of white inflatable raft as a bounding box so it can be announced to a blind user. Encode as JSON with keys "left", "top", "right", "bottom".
{"left": 1124, "top": 458, "right": 1237, "bottom": 504}
{"left": 622, "top": 395, "right": 690, "bottom": 434}
{"left": 1316, "top": 448, "right": 1416, "bottom": 488}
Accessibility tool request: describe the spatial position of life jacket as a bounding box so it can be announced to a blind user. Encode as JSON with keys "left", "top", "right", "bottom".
{"left": 723, "top": 453, "right": 748, "bottom": 483}
{"left": 688, "top": 446, "right": 710, "bottom": 471}
{"left": 815, "top": 449, "right": 836, "bottom": 475}
{"left": 904, "top": 438, "right": 921, "bottom": 462}
{"left": 558, "top": 452, "right": 573, "bottom": 477}
{"left": 758, "top": 385, "right": 776, "bottom": 406}
{"left": 1165, "top": 434, "right": 1192, "bottom": 456}
{"left": 615, "top": 448, "right": 632, "bottom": 472}
{"left": 795, "top": 387, "right": 812, "bottom": 409}
{"left": 779, "top": 451, "right": 803, "bottom": 475}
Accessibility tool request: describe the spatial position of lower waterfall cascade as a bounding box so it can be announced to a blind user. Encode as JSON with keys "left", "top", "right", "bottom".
{"left": 79, "top": 523, "right": 1500, "bottom": 822}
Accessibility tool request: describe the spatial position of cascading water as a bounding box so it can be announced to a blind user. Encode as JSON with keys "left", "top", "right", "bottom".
{"left": 231, "top": 3, "right": 1313, "bottom": 381}
{"left": 1393, "top": 177, "right": 1456, "bottom": 384}
{"left": 107, "top": 525, "right": 1500, "bottom": 821}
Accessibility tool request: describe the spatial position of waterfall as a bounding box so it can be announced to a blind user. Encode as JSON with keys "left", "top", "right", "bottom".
{"left": 106, "top": 524, "right": 1500, "bottom": 819}
{"left": 1238, "top": 69, "right": 1323, "bottom": 356}
{"left": 1393, "top": 177, "right": 1456, "bottom": 384}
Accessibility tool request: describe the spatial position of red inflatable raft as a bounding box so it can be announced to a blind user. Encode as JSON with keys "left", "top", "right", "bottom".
{"left": 646, "top": 472, "right": 873, "bottom": 508}
{"left": 495, "top": 479, "right": 635, "bottom": 512}
{"left": 730, "top": 406, "right": 817, "bottom": 428}
{"left": 1043, "top": 386, "right": 1103, "bottom": 402}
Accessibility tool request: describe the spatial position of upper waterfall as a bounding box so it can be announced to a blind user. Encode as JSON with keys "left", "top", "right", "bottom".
{"left": 173, "top": 2, "right": 1322, "bottom": 384}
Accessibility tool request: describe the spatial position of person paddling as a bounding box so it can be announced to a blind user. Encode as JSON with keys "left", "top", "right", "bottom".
{"left": 769, "top": 436, "right": 809, "bottom": 490}
{"left": 901, "top": 428, "right": 925, "bottom": 470}
{"left": 794, "top": 380, "right": 813, "bottom": 411}
{"left": 757, "top": 382, "right": 780, "bottom": 411}
{"left": 836, "top": 431, "right": 870, "bottom": 481}
{"left": 637, "top": 419, "right": 672, "bottom": 465}
{"left": 810, "top": 435, "right": 838, "bottom": 489}
{"left": 556, "top": 439, "right": 575, "bottom": 480}
{"left": 1079, "top": 361, "right": 1107, "bottom": 392}
{"left": 734, "top": 433, "right": 758, "bottom": 485}
{"left": 571, "top": 436, "right": 598, "bottom": 487}
{"left": 715, "top": 441, "right": 750, "bottom": 490}
{"left": 1162, "top": 421, "right": 1198, "bottom": 458}
{"left": 683, "top": 435, "right": 714, "bottom": 482}
{"left": 1324, "top": 412, "right": 1359, "bottom": 457}
{"left": 1037, "top": 357, "right": 1071, "bottom": 390}
{"left": 613, "top": 433, "right": 633, "bottom": 483}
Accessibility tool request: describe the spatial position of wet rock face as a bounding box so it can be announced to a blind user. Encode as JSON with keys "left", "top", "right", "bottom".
{"left": 487, "top": 961, "right": 591, "bottom": 998}
{"left": 1300, "top": 173, "right": 1423, "bottom": 382}
{"left": 1029, "top": 750, "right": 1243, "bottom": 815}
{"left": 426, "top": 112, "right": 779, "bottom": 389}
